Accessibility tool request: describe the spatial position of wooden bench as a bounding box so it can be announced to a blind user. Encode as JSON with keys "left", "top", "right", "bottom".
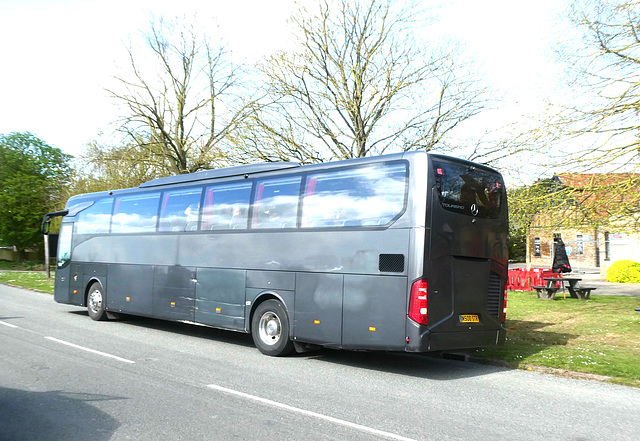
{"left": 571, "top": 286, "right": 597, "bottom": 300}
{"left": 532, "top": 285, "right": 561, "bottom": 300}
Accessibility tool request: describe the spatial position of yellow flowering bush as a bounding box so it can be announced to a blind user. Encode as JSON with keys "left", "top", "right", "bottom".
{"left": 606, "top": 260, "right": 640, "bottom": 283}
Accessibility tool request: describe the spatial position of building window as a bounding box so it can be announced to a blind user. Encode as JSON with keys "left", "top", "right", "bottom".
{"left": 577, "top": 234, "right": 583, "bottom": 255}
{"left": 604, "top": 232, "right": 610, "bottom": 261}
{"left": 534, "top": 237, "right": 541, "bottom": 256}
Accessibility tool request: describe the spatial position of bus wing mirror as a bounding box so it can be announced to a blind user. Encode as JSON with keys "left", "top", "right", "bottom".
{"left": 41, "top": 210, "right": 69, "bottom": 234}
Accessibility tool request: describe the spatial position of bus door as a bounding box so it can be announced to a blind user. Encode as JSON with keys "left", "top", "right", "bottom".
{"left": 53, "top": 222, "right": 83, "bottom": 305}
{"left": 426, "top": 158, "right": 507, "bottom": 341}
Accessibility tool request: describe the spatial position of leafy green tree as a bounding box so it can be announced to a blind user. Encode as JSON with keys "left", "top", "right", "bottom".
{"left": 507, "top": 178, "right": 573, "bottom": 261}
{"left": 71, "top": 138, "right": 166, "bottom": 195}
{"left": 0, "top": 132, "right": 72, "bottom": 260}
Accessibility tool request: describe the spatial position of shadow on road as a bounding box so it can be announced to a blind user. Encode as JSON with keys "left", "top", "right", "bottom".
{"left": 0, "top": 316, "right": 24, "bottom": 322}
{"left": 299, "top": 349, "right": 512, "bottom": 380}
{"left": 65, "top": 310, "right": 515, "bottom": 381}
{"left": 85, "top": 312, "right": 257, "bottom": 349}
{"left": 0, "top": 387, "right": 122, "bottom": 441}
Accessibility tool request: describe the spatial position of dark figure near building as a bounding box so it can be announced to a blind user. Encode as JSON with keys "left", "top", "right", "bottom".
{"left": 552, "top": 235, "right": 572, "bottom": 273}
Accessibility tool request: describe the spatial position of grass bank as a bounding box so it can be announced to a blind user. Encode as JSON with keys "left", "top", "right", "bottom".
{"left": 1, "top": 268, "right": 638, "bottom": 386}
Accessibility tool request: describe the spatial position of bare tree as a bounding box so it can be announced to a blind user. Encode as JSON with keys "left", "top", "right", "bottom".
{"left": 109, "top": 16, "right": 253, "bottom": 175}
{"left": 232, "top": 0, "right": 491, "bottom": 164}
{"left": 556, "top": 0, "right": 640, "bottom": 171}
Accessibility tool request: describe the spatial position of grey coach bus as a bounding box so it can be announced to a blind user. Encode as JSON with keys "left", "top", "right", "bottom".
{"left": 42, "top": 151, "right": 507, "bottom": 356}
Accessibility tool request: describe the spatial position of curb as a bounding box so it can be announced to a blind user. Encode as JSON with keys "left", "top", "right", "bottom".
{"left": 439, "top": 351, "right": 622, "bottom": 385}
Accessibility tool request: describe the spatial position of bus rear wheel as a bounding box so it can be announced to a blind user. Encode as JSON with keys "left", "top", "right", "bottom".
{"left": 251, "top": 300, "right": 294, "bottom": 356}
{"left": 87, "top": 282, "right": 107, "bottom": 321}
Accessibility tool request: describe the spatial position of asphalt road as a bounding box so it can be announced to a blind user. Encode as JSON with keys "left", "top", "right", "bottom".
{"left": 1, "top": 283, "right": 639, "bottom": 441}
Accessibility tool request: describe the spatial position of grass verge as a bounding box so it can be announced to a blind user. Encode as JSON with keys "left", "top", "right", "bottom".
{"left": 1, "top": 269, "right": 639, "bottom": 386}
{"left": 471, "top": 291, "right": 640, "bottom": 387}
{"left": 0, "top": 270, "right": 55, "bottom": 293}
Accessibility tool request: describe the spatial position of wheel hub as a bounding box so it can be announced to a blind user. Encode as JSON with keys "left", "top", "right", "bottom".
{"left": 88, "top": 290, "right": 102, "bottom": 313}
{"left": 266, "top": 319, "right": 279, "bottom": 337}
{"left": 259, "top": 313, "right": 281, "bottom": 345}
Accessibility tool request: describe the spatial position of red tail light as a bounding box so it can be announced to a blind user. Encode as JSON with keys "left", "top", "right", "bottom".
{"left": 409, "top": 279, "right": 428, "bottom": 325}
{"left": 502, "top": 289, "right": 508, "bottom": 323}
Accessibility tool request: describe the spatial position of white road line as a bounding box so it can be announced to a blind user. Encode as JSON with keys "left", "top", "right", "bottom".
{"left": 206, "top": 384, "right": 417, "bottom": 441}
{"left": 0, "top": 320, "right": 19, "bottom": 328}
{"left": 44, "top": 336, "right": 135, "bottom": 364}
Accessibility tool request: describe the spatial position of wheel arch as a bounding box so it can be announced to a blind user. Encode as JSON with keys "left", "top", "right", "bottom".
{"left": 248, "top": 291, "right": 292, "bottom": 336}
{"left": 84, "top": 277, "right": 105, "bottom": 307}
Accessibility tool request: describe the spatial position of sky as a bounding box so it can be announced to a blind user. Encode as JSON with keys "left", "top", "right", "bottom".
{"left": 0, "top": 0, "right": 568, "bottom": 169}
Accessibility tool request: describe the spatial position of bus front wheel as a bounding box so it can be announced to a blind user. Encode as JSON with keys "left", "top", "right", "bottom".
{"left": 87, "top": 282, "right": 107, "bottom": 321}
{"left": 251, "top": 300, "right": 294, "bottom": 356}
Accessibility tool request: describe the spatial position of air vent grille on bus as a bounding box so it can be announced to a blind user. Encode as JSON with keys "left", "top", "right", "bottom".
{"left": 487, "top": 272, "right": 502, "bottom": 317}
{"left": 379, "top": 254, "right": 405, "bottom": 273}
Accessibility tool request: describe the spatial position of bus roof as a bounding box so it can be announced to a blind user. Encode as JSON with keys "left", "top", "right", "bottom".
{"left": 139, "top": 162, "right": 301, "bottom": 188}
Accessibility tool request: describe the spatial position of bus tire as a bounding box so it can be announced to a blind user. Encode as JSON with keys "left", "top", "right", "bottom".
{"left": 251, "top": 299, "right": 294, "bottom": 356}
{"left": 87, "top": 282, "right": 107, "bottom": 321}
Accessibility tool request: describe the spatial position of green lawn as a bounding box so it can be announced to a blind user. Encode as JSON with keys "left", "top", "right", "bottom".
{"left": 0, "top": 270, "right": 55, "bottom": 293}
{"left": 472, "top": 290, "right": 640, "bottom": 387}
{"left": 1, "top": 268, "right": 638, "bottom": 386}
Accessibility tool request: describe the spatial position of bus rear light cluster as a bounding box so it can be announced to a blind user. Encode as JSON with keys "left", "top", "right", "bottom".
{"left": 408, "top": 279, "right": 428, "bottom": 326}
{"left": 502, "top": 289, "right": 508, "bottom": 323}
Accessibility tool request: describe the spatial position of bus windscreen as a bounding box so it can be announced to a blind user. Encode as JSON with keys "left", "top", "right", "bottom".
{"left": 433, "top": 160, "right": 504, "bottom": 219}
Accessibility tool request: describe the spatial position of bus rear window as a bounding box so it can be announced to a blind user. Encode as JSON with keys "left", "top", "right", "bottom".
{"left": 432, "top": 160, "right": 504, "bottom": 218}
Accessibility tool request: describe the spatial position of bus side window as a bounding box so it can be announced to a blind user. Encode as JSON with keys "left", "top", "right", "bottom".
{"left": 111, "top": 193, "right": 161, "bottom": 233}
{"left": 76, "top": 198, "right": 113, "bottom": 234}
{"left": 301, "top": 163, "right": 407, "bottom": 228}
{"left": 253, "top": 176, "right": 302, "bottom": 229}
{"left": 201, "top": 182, "right": 252, "bottom": 231}
{"left": 158, "top": 188, "right": 203, "bottom": 232}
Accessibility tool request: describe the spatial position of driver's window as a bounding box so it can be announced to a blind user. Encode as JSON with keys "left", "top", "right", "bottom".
{"left": 57, "top": 223, "right": 72, "bottom": 267}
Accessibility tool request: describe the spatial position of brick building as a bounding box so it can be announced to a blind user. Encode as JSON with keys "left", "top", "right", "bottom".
{"left": 526, "top": 173, "right": 640, "bottom": 273}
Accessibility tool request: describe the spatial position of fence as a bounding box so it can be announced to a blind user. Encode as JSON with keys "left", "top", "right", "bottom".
{"left": 506, "top": 268, "right": 556, "bottom": 291}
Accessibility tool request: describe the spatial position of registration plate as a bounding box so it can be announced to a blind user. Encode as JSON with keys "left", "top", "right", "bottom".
{"left": 459, "top": 314, "right": 480, "bottom": 323}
